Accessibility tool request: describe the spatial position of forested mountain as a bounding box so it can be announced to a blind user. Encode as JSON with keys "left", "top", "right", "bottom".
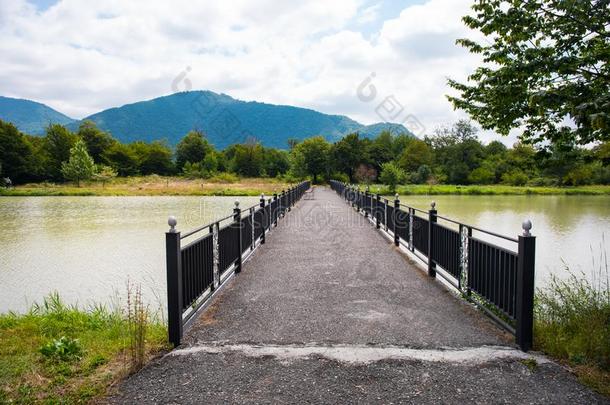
{"left": 73, "top": 91, "right": 411, "bottom": 149}
{"left": 0, "top": 96, "right": 75, "bottom": 135}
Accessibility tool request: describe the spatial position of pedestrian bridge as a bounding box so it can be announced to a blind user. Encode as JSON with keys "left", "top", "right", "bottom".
{"left": 110, "top": 184, "right": 603, "bottom": 404}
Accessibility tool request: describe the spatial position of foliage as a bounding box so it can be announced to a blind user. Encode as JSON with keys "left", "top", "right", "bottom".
{"left": 399, "top": 139, "right": 432, "bottom": 172}
{"left": 0, "top": 120, "right": 33, "bottom": 183}
{"left": 44, "top": 123, "right": 77, "bottom": 181}
{"left": 78, "top": 120, "right": 114, "bottom": 163}
{"left": 40, "top": 336, "right": 83, "bottom": 362}
{"left": 0, "top": 292, "right": 168, "bottom": 403}
{"left": 448, "top": 0, "right": 610, "bottom": 146}
{"left": 291, "top": 136, "right": 330, "bottom": 183}
{"left": 534, "top": 252, "right": 610, "bottom": 395}
{"left": 93, "top": 165, "right": 118, "bottom": 187}
{"left": 61, "top": 140, "right": 96, "bottom": 186}
{"left": 354, "top": 164, "right": 377, "bottom": 184}
{"left": 175, "top": 130, "right": 213, "bottom": 170}
{"left": 330, "top": 133, "right": 367, "bottom": 182}
{"left": 379, "top": 161, "right": 406, "bottom": 193}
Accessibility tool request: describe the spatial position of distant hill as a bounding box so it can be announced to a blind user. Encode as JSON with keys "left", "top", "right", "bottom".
{"left": 0, "top": 96, "right": 75, "bottom": 134}
{"left": 1, "top": 91, "right": 413, "bottom": 148}
{"left": 76, "top": 91, "right": 413, "bottom": 149}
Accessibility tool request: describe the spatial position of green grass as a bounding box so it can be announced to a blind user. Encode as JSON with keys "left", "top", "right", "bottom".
{"left": 0, "top": 293, "right": 168, "bottom": 403}
{"left": 356, "top": 183, "right": 610, "bottom": 196}
{"left": 534, "top": 252, "right": 610, "bottom": 396}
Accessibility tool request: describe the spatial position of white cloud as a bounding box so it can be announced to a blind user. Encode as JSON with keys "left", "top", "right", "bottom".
{"left": 0, "top": 0, "right": 515, "bottom": 144}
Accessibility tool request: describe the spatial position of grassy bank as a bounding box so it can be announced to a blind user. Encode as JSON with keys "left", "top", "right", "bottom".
{"left": 358, "top": 183, "right": 610, "bottom": 196}
{"left": 534, "top": 258, "right": 610, "bottom": 396}
{"left": 0, "top": 175, "right": 291, "bottom": 197}
{"left": 0, "top": 292, "right": 168, "bottom": 403}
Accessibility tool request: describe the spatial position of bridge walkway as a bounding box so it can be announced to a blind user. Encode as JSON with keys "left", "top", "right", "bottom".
{"left": 111, "top": 187, "right": 603, "bottom": 404}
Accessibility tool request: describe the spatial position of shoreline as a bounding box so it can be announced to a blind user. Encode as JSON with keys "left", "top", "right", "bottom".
{"left": 2, "top": 182, "right": 610, "bottom": 197}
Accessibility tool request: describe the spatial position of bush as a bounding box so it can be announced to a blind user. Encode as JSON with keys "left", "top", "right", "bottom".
{"left": 563, "top": 165, "right": 594, "bottom": 186}
{"left": 40, "top": 336, "right": 82, "bottom": 362}
{"left": 534, "top": 255, "right": 610, "bottom": 394}
{"left": 412, "top": 164, "right": 432, "bottom": 184}
{"left": 208, "top": 172, "right": 239, "bottom": 183}
{"left": 501, "top": 170, "right": 529, "bottom": 186}
{"left": 331, "top": 172, "right": 349, "bottom": 183}
{"left": 379, "top": 161, "right": 406, "bottom": 193}
{"left": 467, "top": 167, "right": 495, "bottom": 184}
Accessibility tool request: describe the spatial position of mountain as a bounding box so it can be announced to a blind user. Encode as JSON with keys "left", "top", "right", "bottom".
{"left": 0, "top": 96, "right": 75, "bottom": 134}
{"left": 76, "top": 91, "right": 413, "bottom": 149}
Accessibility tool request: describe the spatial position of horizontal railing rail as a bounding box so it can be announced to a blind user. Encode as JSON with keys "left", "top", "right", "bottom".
{"left": 166, "top": 180, "right": 311, "bottom": 346}
{"left": 330, "top": 180, "right": 536, "bottom": 351}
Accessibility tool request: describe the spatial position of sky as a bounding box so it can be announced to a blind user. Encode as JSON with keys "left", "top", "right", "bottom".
{"left": 0, "top": 0, "right": 515, "bottom": 144}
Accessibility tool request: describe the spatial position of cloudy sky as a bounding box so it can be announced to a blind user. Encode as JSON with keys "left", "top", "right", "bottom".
{"left": 0, "top": 0, "right": 513, "bottom": 143}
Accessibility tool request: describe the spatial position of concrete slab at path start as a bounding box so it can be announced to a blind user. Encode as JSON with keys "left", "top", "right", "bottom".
{"left": 111, "top": 187, "right": 606, "bottom": 404}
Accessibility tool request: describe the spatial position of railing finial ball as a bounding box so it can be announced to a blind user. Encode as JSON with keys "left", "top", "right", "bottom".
{"left": 522, "top": 219, "right": 532, "bottom": 236}
{"left": 234, "top": 199, "right": 240, "bottom": 208}
{"left": 168, "top": 215, "right": 177, "bottom": 232}
{"left": 261, "top": 193, "right": 265, "bottom": 198}
{"left": 431, "top": 201, "right": 436, "bottom": 209}
{"left": 394, "top": 193, "right": 399, "bottom": 200}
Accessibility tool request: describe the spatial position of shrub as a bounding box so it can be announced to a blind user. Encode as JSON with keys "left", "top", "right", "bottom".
{"left": 563, "top": 165, "right": 594, "bottom": 186}
{"left": 467, "top": 167, "right": 495, "bottom": 184}
{"left": 40, "top": 336, "right": 82, "bottom": 362}
{"left": 208, "top": 172, "right": 239, "bottom": 183}
{"left": 379, "top": 161, "right": 406, "bottom": 193}
{"left": 501, "top": 170, "right": 529, "bottom": 186}
{"left": 331, "top": 172, "right": 349, "bottom": 183}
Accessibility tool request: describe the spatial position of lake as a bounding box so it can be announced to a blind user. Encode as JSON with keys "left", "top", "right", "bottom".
{"left": 0, "top": 193, "right": 608, "bottom": 313}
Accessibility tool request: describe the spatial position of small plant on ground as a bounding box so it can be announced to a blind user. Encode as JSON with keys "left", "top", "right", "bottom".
{"left": 40, "top": 336, "right": 83, "bottom": 362}
{"left": 126, "top": 281, "right": 150, "bottom": 372}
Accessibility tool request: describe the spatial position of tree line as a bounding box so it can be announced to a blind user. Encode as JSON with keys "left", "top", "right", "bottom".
{"left": 0, "top": 118, "right": 608, "bottom": 187}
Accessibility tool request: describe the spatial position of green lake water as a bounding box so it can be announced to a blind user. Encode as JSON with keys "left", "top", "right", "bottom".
{"left": 0, "top": 194, "right": 608, "bottom": 313}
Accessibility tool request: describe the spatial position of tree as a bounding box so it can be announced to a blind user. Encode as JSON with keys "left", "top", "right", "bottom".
{"left": 93, "top": 165, "right": 118, "bottom": 188}
{"left": 367, "top": 131, "right": 395, "bottom": 171}
{"left": 43, "top": 124, "right": 76, "bottom": 181}
{"left": 104, "top": 142, "right": 139, "bottom": 176}
{"left": 61, "top": 140, "right": 96, "bottom": 186}
{"left": 331, "top": 133, "right": 366, "bottom": 182}
{"left": 132, "top": 141, "right": 174, "bottom": 175}
{"left": 78, "top": 120, "right": 114, "bottom": 163}
{"left": 379, "top": 161, "right": 406, "bottom": 193}
{"left": 0, "top": 119, "right": 33, "bottom": 184}
{"left": 448, "top": 0, "right": 610, "bottom": 145}
{"left": 291, "top": 136, "right": 330, "bottom": 183}
{"left": 399, "top": 139, "right": 433, "bottom": 172}
{"left": 176, "top": 130, "right": 212, "bottom": 170}
{"left": 263, "top": 148, "right": 290, "bottom": 177}
{"left": 231, "top": 142, "right": 265, "bottom": 177}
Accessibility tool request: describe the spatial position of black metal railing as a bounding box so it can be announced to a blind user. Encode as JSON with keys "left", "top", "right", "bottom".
{"left": 166, "top": 181, "right": 311, "bottom": 346}
{"left": 330, "top": 180, "right": 536, "bottom": 351}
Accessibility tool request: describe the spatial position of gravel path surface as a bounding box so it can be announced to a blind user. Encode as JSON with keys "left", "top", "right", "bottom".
{"left": 110, "top": 187, "right": 607, "bottom": 404}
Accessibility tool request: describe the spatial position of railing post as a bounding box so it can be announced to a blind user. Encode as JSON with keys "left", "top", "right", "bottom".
{"left": 233, "top": 200, "right": 242, "bottom": 274}
{"left": 516, "top": 219, "right": 536, "bottom": 351}
{"left": 260, "top": 194, "right": 266, "bottom": 244}
{"left": 393, "top": 194, "right": 400, "bottom": 247}
{"left": 364, "top": 186, "right": 370, "bottom": 218}
{"left": 376, "top": 193, "right": 381, "bottom": 229}
{"left": 273, "top": 193, "right": 278, "bottom": 226}
{"left": 287, "top": 186, "right": 292, "bottom": 212}
{"left": 428, "top": 201, "right": 437, "bottom": 277}
{"left": 166, "top": 216, "right": 182, "bottom": 347}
